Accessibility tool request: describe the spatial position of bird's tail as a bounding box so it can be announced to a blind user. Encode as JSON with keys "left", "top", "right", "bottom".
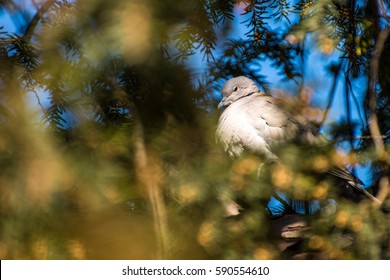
{"left": 328, "top": 167, "right": 381, "bottom": 204}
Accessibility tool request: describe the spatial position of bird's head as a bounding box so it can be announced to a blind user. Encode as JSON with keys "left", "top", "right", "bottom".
{"left": 218, "top": 76, "right": 260, "bottom": 109}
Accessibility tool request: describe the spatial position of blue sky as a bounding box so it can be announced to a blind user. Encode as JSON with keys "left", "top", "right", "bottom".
{"left": 0, "top": 9, "right": 16, "bottom": 32}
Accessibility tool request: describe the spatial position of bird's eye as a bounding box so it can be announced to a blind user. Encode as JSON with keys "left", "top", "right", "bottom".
{"left": 233, "top": 86, "right": 238, "bottom": 92}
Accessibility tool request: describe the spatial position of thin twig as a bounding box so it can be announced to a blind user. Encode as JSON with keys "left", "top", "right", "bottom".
{"left": 345, "top": 0, "right": 357, "bottom": 148}
{"left": 272, "top": 191, "right": 295, "bottom": 214}
{"left": 377, "top": 0, "right": 390, "bottom": 22}
{"left": 345, "top": 72, "right": 353, "bottom": 145}
{"left": 344, "top": 68, "right": 361, "bottom": 184}
{"left": 320, "top": 62, "right": 342, "bottom": 127}
{"left": 32, "top": 90, "right": 46, "bottom": 114}
{"left": 31, "top": 0, "right": 40, "bottom": 10}
{"left": 297, "top": 36, "right": 306, "bottom": 99}
{"left": 346, "top": 76, "right": 365, "bottom": 127}
{"left": 332, "top": 135, "right": 387, "bottom": 144}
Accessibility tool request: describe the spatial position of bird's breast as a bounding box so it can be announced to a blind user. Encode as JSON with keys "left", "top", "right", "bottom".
{"left": 216, "top": 102, "right": 270, "bottom": 157}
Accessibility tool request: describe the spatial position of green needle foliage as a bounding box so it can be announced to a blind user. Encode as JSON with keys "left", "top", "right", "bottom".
{"left": 0, "top": 0, "right": 389, "bottom": 259}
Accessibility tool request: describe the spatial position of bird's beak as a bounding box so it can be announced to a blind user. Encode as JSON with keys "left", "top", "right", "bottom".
{"left": 218, "top": 97, "right": 228, "bottom": 109}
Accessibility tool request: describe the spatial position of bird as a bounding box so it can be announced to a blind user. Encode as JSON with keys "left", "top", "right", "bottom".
{"left": 216, "top": 76, "right": 380, "bottom": 204}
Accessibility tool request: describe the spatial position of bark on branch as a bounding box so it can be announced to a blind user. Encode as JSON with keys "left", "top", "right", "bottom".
{"left": 367, "top": 25, "right": 390, "bottom": 205}
{"left": 23, "top": 0, "right": 57, "bottom": 41}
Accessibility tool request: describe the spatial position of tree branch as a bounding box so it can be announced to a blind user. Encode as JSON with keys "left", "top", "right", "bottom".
{"left": 368, "top": 27, "right": 389, "bottom": 160}
{"left": 367, "top": 25, "right": 390, "bottom": 205}
{"left": 23, "top": 0, "right": 57, "bottom": 41}
{"left": 128, "top": 100, "right": 170, "bottom": 259}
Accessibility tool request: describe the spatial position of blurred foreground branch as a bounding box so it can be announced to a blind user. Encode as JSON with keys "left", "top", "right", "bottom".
{"left": 130, "top": 101, "right": 169, "bottom": 259}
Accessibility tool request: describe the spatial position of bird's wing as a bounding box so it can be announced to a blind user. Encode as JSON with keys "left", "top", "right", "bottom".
{"left": 246, "top": 95, "right": 319, "bottom": 145}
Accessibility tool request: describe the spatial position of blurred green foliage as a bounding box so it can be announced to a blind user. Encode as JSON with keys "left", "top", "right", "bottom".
{"left": 0, "top": 0, "right": 389, "bottom": 259}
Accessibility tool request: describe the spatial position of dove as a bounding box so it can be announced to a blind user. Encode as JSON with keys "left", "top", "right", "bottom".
{"left": 216, "top": 76, "right": 379, "bottom": 203}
